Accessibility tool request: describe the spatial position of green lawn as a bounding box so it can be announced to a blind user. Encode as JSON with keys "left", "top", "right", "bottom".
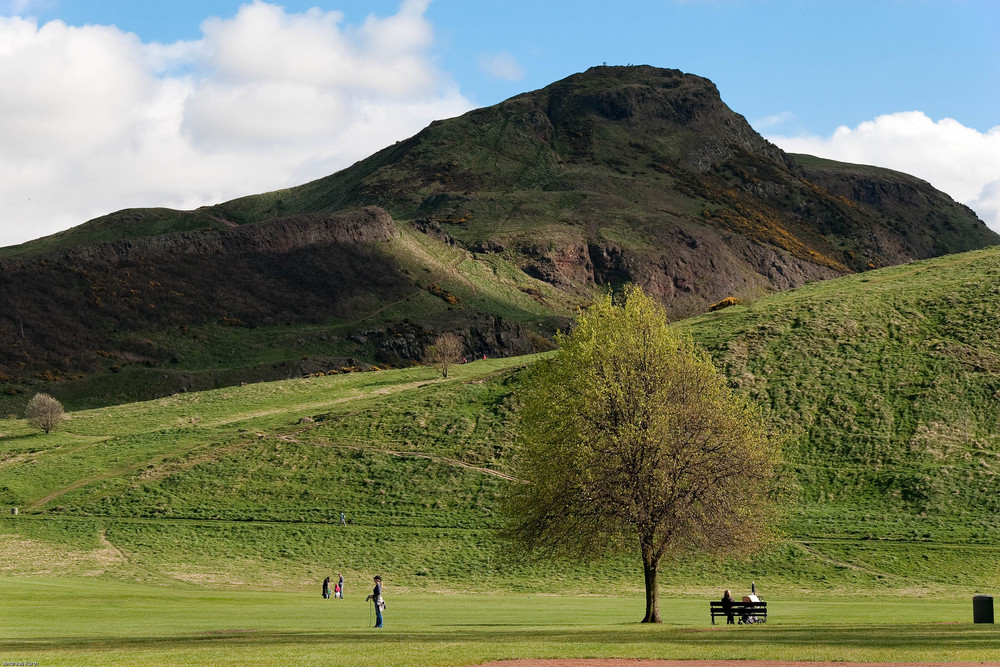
{"left": 1, "top": 577, "right": 998, "bottom": 666}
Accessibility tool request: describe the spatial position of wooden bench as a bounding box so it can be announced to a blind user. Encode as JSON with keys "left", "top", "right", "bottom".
{"left": 709, "top": 600, "right": 767, "bottom": 625}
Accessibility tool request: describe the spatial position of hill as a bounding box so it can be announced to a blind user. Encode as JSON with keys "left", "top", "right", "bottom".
{"left": 682, "top": 244, "right": 1000, "bottom": 545}
{"left": 0, "top": 65, "right": 994, "bottom": 413}
{"left": 3, "top": 245, "right": 1000, "bottom": 596}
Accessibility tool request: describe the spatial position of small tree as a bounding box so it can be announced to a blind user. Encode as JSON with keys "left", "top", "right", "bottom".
{"left": 504, "top": 285, "right": 780, "bottom": 623}
{"left": 25, "top": 393, "right": 64, "bottom": 434}
{"left": 427, "top": 332, "right": 464, "bottom": 378}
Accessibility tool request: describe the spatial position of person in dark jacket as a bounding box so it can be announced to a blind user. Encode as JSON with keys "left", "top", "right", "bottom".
{"left": 322, "top": 577, "right": 331, "bottom": 599}
{"left": 366, "top": 575, "right": 385, "bottom": 628}
{"left": 721, "top": 589, "right": 736, "bottom": 625}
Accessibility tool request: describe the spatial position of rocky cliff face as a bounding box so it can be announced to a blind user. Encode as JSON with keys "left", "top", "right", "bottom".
{"left": 536, "top": 65, "right": 793, "bottom": 172}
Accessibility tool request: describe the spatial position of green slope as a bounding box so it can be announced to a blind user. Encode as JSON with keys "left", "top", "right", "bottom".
{"left": 4, "top": 247, "right": 1000, "bottom": 596}
{"left": 682, "top": 245, "right": 1000, "bottom": 543}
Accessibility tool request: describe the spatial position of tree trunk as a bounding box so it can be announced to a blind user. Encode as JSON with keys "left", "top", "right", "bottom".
{"left": 640, "top": 539, "right": 661, "bottom": 623}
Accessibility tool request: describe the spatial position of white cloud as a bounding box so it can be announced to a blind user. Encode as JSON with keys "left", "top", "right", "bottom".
{"left": 0, "top": 1, "right": 473, "bottom": 247}
{"left": 477, "top": 51, "right": 524, "bottom": 82}
{"left": 767, "top": 112, "right": 1000, "bottom": 234}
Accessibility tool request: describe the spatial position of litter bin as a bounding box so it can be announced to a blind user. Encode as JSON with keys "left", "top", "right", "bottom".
{"left": 973, "top": 595, "right": 994, "bottom": 623}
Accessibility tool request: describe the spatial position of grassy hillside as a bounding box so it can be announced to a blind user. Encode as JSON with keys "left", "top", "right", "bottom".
{"left": 4, "top": 246, "right": 1000, "bottom": 597}
{"left": 682, "top": 245, "right": 1000, "bottom": 545}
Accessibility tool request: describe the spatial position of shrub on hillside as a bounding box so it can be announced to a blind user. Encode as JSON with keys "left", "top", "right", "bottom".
{"left": 25, "top": 392, "right": 64, "bottom": 434}
{"left": 709, "top": 296, "right": 741, "bottom": 312}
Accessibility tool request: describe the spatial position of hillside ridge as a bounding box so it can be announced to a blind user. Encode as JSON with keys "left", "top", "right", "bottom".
{"left": 1, "top": 64, "right": 995, "bottom": 410}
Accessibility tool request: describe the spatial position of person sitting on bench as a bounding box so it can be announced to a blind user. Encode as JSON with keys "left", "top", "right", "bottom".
{"left": 721, "top": 589, "right": 736, "bottom": 625}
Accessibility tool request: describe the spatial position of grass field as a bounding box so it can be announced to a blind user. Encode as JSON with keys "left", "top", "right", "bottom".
{"left": 2, "top": 577, "right": 998, "bottom": 666}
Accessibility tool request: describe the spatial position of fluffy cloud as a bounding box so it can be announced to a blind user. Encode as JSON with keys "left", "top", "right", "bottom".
{"left": 766, "top": 112, "right": 1000, "bottom": 234}
{"left": 0, "top": 1, "right": 472, "bottom": 247}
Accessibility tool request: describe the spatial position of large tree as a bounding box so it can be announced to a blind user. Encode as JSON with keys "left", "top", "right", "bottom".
{"left": 504, "top": 286, "right": 780, "bottom": 623}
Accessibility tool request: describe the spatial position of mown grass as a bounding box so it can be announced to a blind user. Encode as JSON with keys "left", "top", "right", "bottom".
{"left": 2, "top": 577, "right": 999, "bottom": 666}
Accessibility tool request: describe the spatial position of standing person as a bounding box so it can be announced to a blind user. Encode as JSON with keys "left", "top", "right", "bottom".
{"left": 338, "top": 573, "right": 344, "bottom": 599}
{"left": 334, "top": 582, "right": 340, "bottom": 599}
{"left": 340, "top": 512, "right": 346, "bottom": 526}
{"left": 721, "top": 589, "right": 735, "bottom": 625}
{"left": 322, "top": 576, "right": 331, "bottom": 600}
{"left": 365, "top": 575, "right": 385, "bottom": 628}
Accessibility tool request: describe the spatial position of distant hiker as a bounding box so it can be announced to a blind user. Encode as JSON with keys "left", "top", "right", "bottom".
{"left": 322, "top": 576, "right": 331, "bottom": 599}
{"left": 340, "top": 512, "right": 346, "bottom": 526}
{"left": 338, "top": 573, "right": 344, "bottom": 598}
{"left": 366, "top": 575, "right": 385, "bottom": 628}
{"left": 721, "top": 589, "right": 735, "bottom": 625}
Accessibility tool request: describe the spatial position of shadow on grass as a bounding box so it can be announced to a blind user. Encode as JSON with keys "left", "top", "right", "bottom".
{"left": 5, "top": 623, "right": 1000, "bottom": 655}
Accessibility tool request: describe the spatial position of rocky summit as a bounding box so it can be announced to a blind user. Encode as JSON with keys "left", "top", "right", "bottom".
{"left": 1, "top": 65, "right": 995, "bottom": 409}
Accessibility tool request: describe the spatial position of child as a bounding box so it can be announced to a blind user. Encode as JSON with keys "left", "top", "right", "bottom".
{"left": 334, "top": 583, "right": 341, "bottom": 599}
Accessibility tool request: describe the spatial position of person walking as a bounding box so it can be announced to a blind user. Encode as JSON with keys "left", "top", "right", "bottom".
{"left": 366, "top": 575, "right": 385, "bottom": 628}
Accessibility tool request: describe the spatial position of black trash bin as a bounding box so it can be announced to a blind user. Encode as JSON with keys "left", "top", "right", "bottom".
{"left": 973, "top": 595, "right": 994, "bottom": 623}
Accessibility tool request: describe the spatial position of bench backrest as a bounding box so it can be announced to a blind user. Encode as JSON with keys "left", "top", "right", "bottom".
{"left": 710, "top": 601, "right": 767, "bottom": 611}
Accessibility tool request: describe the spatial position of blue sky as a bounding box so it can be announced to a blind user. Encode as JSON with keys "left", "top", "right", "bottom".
{"left": 0, "top": 0, "right": 997, "bottom": 246}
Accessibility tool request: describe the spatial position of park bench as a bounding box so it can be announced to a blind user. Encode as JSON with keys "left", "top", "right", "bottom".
{"left": 709, "top": 599, "right": 767, "bottom": 625}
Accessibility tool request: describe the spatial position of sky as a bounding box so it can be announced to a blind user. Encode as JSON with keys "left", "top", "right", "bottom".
{"left": 0, "top": 0, "right": 997, "bottom": 247}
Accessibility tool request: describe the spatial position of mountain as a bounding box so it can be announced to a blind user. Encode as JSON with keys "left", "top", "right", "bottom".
{"left": 1, "top": 65, "right": 994, "bottom": 411}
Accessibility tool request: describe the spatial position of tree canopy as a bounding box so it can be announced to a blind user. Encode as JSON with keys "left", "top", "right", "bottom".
{"left": 25, "top": 392, "right": 64, "bottom": 434}
{"left": 427, "top": 332, "right": 464, "bottom": 377}
{"left": 504, "top": 286, "right": 781, "bottom": 622}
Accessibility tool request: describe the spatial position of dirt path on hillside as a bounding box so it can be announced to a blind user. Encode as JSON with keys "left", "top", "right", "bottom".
{"left": 27, "top": 439, "right": 209, "bottom": 510}
{"left": 477, "top": 661, "right": 995, "bottom": 667}
{"left": 388, "top": 449, "right": 518, "bottom": 480}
